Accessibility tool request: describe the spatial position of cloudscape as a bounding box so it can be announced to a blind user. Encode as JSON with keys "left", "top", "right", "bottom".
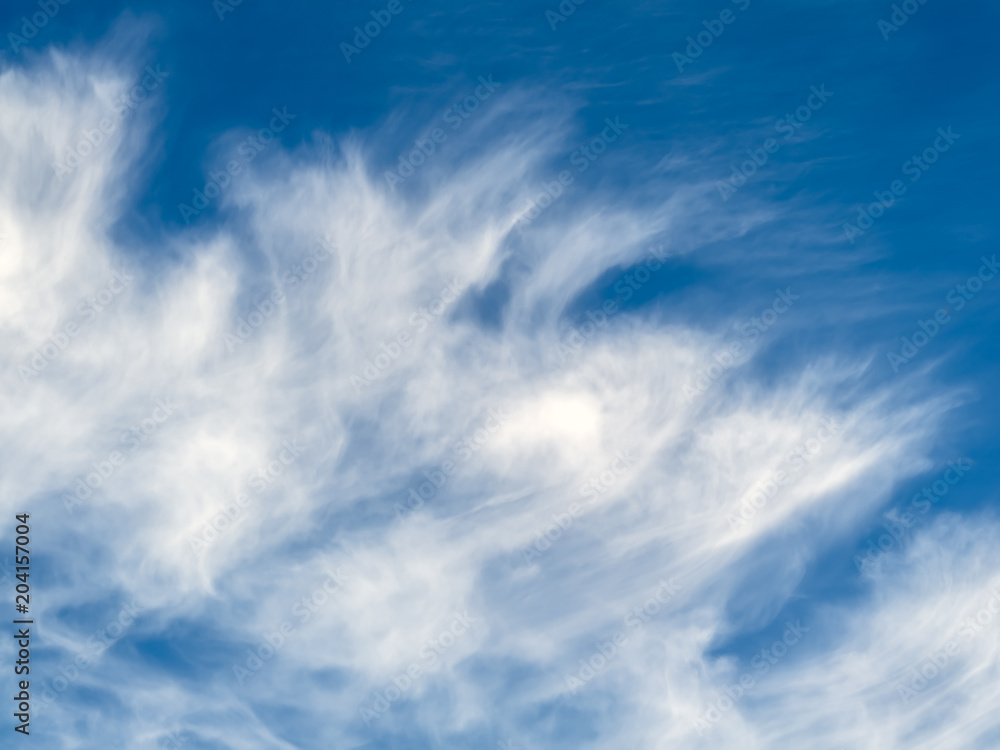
{"left": 1, "top": 0, "right": 998, "bottom": 748}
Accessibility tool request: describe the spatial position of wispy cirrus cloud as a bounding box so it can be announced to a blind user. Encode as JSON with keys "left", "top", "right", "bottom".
{"left": 0, "top": 19, "right": 993, "bottom": 750}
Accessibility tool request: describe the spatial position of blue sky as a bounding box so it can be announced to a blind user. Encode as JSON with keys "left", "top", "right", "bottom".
{"left": 1, "top": 0, "right": 999, "bottom": 748}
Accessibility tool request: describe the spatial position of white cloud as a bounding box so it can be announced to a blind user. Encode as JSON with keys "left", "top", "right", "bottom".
{"left": 0, "top": 35, "right": 987, "bottom": 750}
